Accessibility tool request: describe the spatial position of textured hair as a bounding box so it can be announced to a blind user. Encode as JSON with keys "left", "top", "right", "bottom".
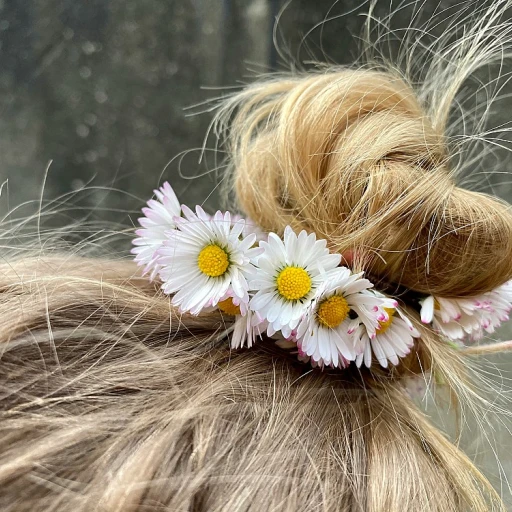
{"left": 2, "top": 2, "right": 512, "bottom": 511}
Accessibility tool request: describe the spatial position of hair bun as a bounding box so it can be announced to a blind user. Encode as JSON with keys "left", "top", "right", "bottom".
{"left": 224, "top": 69, "right": 512, "bottom": 296}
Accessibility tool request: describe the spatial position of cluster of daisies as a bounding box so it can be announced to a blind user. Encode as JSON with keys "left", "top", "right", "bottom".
{"left": 132, "top": 182, "right": 512, "bottom": 369}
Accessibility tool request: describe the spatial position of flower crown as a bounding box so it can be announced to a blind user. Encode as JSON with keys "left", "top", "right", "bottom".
{"left": 132, "top": 182, "right": 512, "bottom": 369}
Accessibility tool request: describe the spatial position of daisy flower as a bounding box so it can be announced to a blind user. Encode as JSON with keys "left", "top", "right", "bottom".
{"left": 420, "top": 281, "right": 512, "bottom": 341}
{"left": 131, "top": 182, "right": 181, "bottom": 280}
{"left": 157, "top": 206, "right": 262, "bottom": 315}
{"left": 249, "top": 226, "right": 341, "bottom": 338}
{"left": 355, "top": 306, "right": 420, "bottom": 368}
{"left": 295, "top": 267, "right": 385, "bottom": 368}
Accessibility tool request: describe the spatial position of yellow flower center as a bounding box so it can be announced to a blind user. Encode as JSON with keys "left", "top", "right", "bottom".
{"left": 218, "top": 297, "right": 241, "bottom": 316}
{"left": 376, "top": 308, "right": 396, "bottom": 335}
{"left": 276, "top": 266, "right": 312, "bottom": 301}
{"left": 197, "top": 244, "right": 229, "bottom": 277}
{"left": 316, "top": 295, "right": 350, "bottom": 328}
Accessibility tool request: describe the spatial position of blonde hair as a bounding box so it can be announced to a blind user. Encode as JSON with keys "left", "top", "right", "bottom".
{"left": 2, "top": 2, "right": 512, "bottom": 510}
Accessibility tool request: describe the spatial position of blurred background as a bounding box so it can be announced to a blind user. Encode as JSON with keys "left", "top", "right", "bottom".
{"left": 1, "top": 0, "right": 512, "bottom": 505}
{"left": 1, "top": 0, "right": 366, "bottom": 216}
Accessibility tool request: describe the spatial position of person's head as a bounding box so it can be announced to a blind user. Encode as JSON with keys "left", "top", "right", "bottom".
{"left": 2, "top": 2, "right": 512, "bottom": 511}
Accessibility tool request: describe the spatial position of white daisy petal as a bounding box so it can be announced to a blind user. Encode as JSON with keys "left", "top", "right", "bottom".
{"left": 420, "top": 295, "right": 435, "bottom": 324}
{"left": 343, "top": 278, "right": 374, "bottom": 296}
{"left": 371, "top": 338, "right": 388, "bottom": 368}
{"left": 266, "top": 233, "right": 287, "bottom": 261}
{"left": 376, "top": 333, "right": 399, "bottom": 366}
{"left": 361, "top": 333, "right": 372, "bottom": 368}
{"left": 251, "top": 291, "right": 275, "bottom": 311}
{"left": 331, "top": 329, "right": 355, "bottom": 361}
